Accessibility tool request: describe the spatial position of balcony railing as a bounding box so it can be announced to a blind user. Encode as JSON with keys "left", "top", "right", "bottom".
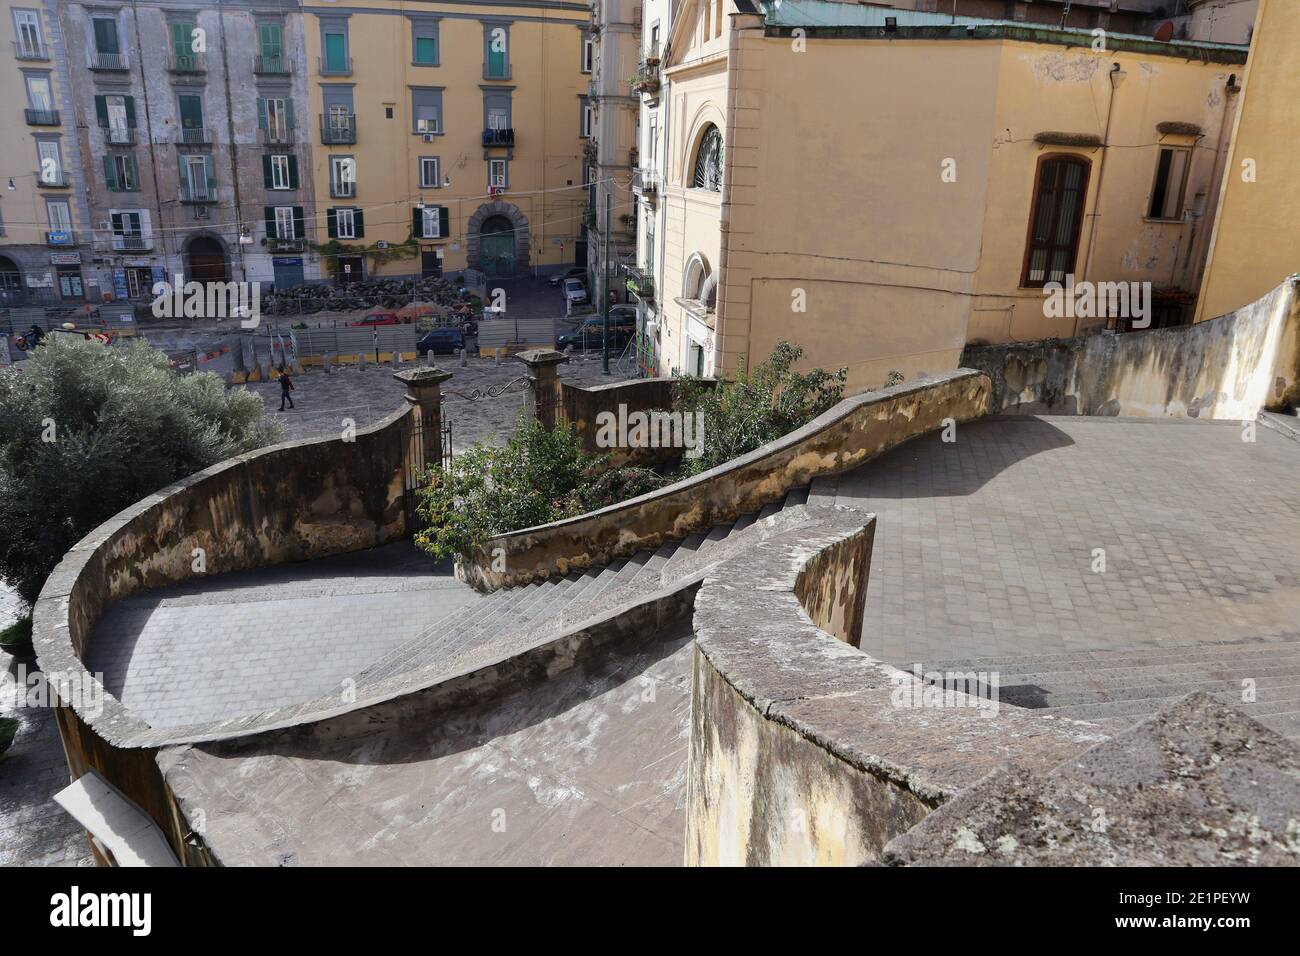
{"left": 631, "top": 58, "right": 661, "bottom": 96}
{"left": 103, "top": 126, "right": 137, "bottom": 146}
{"left": 167, "top": 52, "right": 204, "bottom": 73}
{"left": 317, "top": 55, "right": 351, "bottom": 76}
{"left": 482, "top": 127, "right": 515, "bottom": 147}
{"left": 179, "top": 183, "right": 214, "bottom": 203}
{"left": 89, "top": 52, "right": 129, "bottom": 71}
{"left": 624, "top": 264, "right": 654, "bottom": 302}
{"left": 25, "top": 108, "right": 59, "bottom": 126}
{"left": 632, "top": 167, "right": 659, "bottom": 198}
{"left": 269, "top": 236, "right": 304, "bottom": 252}
{"left": 35, "top": 171, "right": 68, "bottom": 188}
{"left": 13, "top": 40, "right": 48, "bottom": 61}
{"left": 320, "top": 115, "right": 357, "bottom": 145}
{"left": 177, "top": 127, "right": 212, "bottom": 146}
{"left": 259, "top": 126, "right": 295, "bottom": 146}
{"left": 254, "top": 55, "right": 291, "bottom": 75}
{"left": 46, "top": 230, "right": 74, "bottom": 246}
{"left": 111, "top": 235, "right": 151, "bottom": 252}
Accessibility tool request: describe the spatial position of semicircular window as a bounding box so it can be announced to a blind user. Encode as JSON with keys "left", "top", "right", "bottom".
{"left": 692, "top": 125, "right": 723, "bottom": 192}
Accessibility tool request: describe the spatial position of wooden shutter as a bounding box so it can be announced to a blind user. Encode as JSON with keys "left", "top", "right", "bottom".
{"left": 124, "top": 96, "right": 136, "bottom": 128}
{"left": 288, "top": 156, "right": 299, "bottom": 189}
{"left": 438, "top": 207, "right": 449, "bottom": 238}
{"left": 257, "top": 97, "right": 267, "bottom": 129}
{"left": 262, "top": 155, "right": 273, "bottom": 188}
{"left": 264, "top": 206, "right": 276, "bottom": 239}
{"left": 204, "top": 155, "right": 216, "bottom": 192}
{"left": 326, "top": 208, "right": 338, "bottom": 239}
{"left": 293, "top": 206, "right": 305, "bottom": 239}
{"left": 353, "top": 210, "right": 365, "bottom": 238}
{"left": 103, "top": 156, "right": 118, "bottom": 190}
{"left": 94, "top": 95, "right": 108, "bottom": 127}
{"left": 412, "top": 207, "right": 422, "bottom": 238}
{"left": 1021, "top": 156, "right": 1090, "bottom": 288}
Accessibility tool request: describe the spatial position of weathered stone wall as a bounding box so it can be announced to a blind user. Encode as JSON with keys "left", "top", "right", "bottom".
{"left": 963, "top": 276, "right": 1300, "bottom": 418}
{"left": 461, "top": 369, "right": 992, "bottom": 590}
{"left": 560, "top": 376, "right": 716, "bottom": 469}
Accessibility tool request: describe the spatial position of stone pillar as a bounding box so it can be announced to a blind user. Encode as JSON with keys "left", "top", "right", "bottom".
{"left": 394, "top": 366, "right": 453, "bottom": 471}
{"left": 515, "top": 348, "right": 569, "bottom": 429}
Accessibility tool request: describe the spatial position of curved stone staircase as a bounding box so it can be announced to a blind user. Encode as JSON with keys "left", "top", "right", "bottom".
{"left": 349, "top": 487, "right": 814, "bottom": 690}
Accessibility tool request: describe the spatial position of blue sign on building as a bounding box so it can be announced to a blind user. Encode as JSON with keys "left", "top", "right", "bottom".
{"left": 47, "top": 231, "right": 72, "bottom": 246}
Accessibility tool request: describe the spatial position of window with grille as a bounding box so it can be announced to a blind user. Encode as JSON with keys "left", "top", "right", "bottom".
{"left": 1021, "top": 155, "right": 1090, "bottom": 288}
{"left": 692, "top": 125, "right": 723, "bottom": 192}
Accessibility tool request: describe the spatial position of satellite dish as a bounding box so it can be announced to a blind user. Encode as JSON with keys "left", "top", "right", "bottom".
{"left": 1154, "top": 21, "right": 1175, "bottom": 42}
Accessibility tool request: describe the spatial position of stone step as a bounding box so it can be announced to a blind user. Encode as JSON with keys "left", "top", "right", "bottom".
{"left": 981, "top": 655, "right": 1300, "bottom": 690}
{"left": 784, "top": 486, "right": 809, "bottom": 508}
{"left": 666, "top": 533, "right": 707, "bottom": 569}
{"left": 701, "top": 524, "right": 732, "bottom": 552}
{"left": 999, "top": 674, "right": 1300, "bottom": 710}
{"left": 757, "top": 501, "right": 782, "bottom": 520}
{"left": 730, "top": 512, "right": 758, "bottom": 534}
{"left": 808, "top": 475, "right": 839, "bottom": 508}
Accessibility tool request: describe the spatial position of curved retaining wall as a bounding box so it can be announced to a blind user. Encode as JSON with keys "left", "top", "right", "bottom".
{"left": 461, "top": 369, "right": 992, "bottom": 590}
{"left": 32, "top": 405, "right": 417, "bottom": 864}
{"left": 963, "top": 275, "right": 1300, "bottom": 418}
{"left": 686, "top": 507, "right": 1105, "bottom": 866}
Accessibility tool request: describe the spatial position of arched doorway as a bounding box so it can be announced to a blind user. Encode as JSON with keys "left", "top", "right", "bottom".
{"left": 479, "top": 216, "right": 516, "bottom": 277}
{"left": 0, "top": 255, "right": 22, "bottom": 305}
{"left": 185, "top": 236, "right": 227, "bottom": 283}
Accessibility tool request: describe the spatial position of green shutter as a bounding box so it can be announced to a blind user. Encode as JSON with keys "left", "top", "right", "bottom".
{"left": 325, "top": 33, "right": 346, "bottom": 71}
{"left": 124, "top": 96, "right": 136, "bottom": 128}
{"left": 284, "top": 98, "right": 295, "bottom": 130}
{"left": 103, "top": 156, "right": 118, "bottom": 190}
{"left": 293, "top": 206, "right": 304, "bottom": 239}
{"left": 438, "top": 207, "right": 449, "bottom": 238}
{"left": 171, "top": 22, "right": 190, "bottom": 58}
{"left": 353, "top": 210, "right": 365, "bottom": 238}
{"left": 260, "top": 24, "right": 282, "bottom": 59}
{"left": 178, "top": 155, "right": 187, "bottom": 192}
{"left": 326, "top": 208, "right": 337, "bottom": 239}
{"left": 110, "top": 212, "right": 122, "bottom": 234}
{"left": 262, "top": 155, "right": 273, "bottom": 188}
{"left": 257, "top": 97, "right": 267, "bottom": 129}
{"left": 94, "top": 95, "right": 108, "bottom": 127}
{"left": 93, "top": 18, "right": 118, "bottom": 55}
{"left": 415, "top": 36, "right": 436, "bottom": 65}
{"left": 264, "top": 206, "right": 276, "bottom": 239}
{"left": 288, "top": 156, "right": 299, "bottom": 189}
{"left": 205, "top": 155, "right": 216, "bottom": 192}
{"left": 412, "top": 208, "right": 421, "bottom": 237}
{"left": 179, "top": 94, "right": 203, "bottom": 129}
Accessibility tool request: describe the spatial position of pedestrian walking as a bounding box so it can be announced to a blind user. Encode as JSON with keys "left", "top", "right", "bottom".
{"left": 278, "top": 364, "right": 296, "bottom": 411}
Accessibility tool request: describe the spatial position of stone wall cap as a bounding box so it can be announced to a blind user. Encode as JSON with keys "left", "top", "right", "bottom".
{"left": 394, "top": 366, "right": 453, "bottom": 386}
{"left": 514, "top": 349, "right": 569, "bottom": 367}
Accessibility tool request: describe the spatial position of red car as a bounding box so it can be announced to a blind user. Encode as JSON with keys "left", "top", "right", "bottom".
{"left": 349, "top": 311, "right": 410, "bottom": 327}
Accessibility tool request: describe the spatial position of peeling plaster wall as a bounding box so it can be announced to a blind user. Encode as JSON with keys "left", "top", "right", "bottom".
{"left": 460, "top": 369, "right": 992, "bottom": 590}
{"left": 962, "top": 274, "right": 1300, "bottom": 417}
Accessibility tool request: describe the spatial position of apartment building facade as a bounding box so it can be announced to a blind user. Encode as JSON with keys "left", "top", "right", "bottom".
{"left": 301, "top": 0, "right": 590, "bottom": 283}
{"left": 1, "top": 0, "right": 91, "bottom": 304}
{"left": 585, "top": 0, "right": 639, "bottom": 302}
{"left": 654, "top": 1, "right": 1247, "bottom": 389}
{"left": 51, "top": 0, "right": 318, "bottom": 300}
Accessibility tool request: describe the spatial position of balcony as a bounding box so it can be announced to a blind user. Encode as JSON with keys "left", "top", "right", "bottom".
{"left": 35, "top": 171, "right": 68, "bottom": 188}
{"left": 320, "top": 115, "right": 357, "bottom": 145}
{"left": 631, "top": 58, "right": 661, "bottom": 96}
{"left": 111, "top": 235, "right": 151, "bottom": 252}
{"left": 254, "top": 55, "right": 291, "bottom": 75}
{"left": 624, "top": 264, "right": 654, "bottom": 302}
{"left": 177, "top": 127, "right": 213, "bottom": 146}
{"left": 269, "top": 236, "right": 304, "bottom": 252}
{"left": 179, "top": 183, "right": 215, "bottom": 204}
{"left": 24, "top": 108, "right": 60, "bottom": 126}
{"left": 317, "top": 55, "right": 351, "bottom": 76}
{"left": 46, "top": 230, "right": 74, "bottom": 246}
{"left": 13, "top": 40, "right": 48, "bottom": 61}
{"left": 167, "top": 52, "right": 205, "bottom": 73}
{"left": 259, "top": 127, "right": 295, "bottom": 146}
{"left": 103, "top": 126, "right": 137, "bottom": 146}
{"left": 482, "top": 127, "right": 514, "bottom": 148}
{"left": 632, "top": 167, "right": 659, "bottom": 199}
{"left": 89, "top": 52, "right": 129, "bottom": 72}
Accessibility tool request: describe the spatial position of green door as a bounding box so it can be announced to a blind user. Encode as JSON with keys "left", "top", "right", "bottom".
{"left": 479, "top": 216, "right": 515, "bottom": 276}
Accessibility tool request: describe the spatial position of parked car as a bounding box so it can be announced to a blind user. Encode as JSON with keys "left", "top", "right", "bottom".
{"left": 549, "top": 267, "right": 587, "bottom": 287}
{"left": 349, "top": 310, "right": 410, "bottom": 327}
{"left": 556, "top": 315, "right": 636, "bottom": 353}
{"left": 418, "top": 326, "right": 465, "bottom": 355}
{"left": 562, "top": 277, "right": 589, "bottom": 307}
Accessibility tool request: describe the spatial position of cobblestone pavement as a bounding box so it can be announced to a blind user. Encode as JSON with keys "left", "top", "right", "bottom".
{"left": 838, "top": 417, "right": 1300, "bottom": 665}
{"left": 244, "top": 350, "right": 628, "bottom": 451}
{"left": 85, "top": 543, "right": 481, "bottom": 729}
{"left": 1, "top": 581, "right": 94, "bottom": 867}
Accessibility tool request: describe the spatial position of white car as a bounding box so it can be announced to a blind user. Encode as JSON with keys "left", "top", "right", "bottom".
{"left": 562, "top": 277, "right": 589, "bottom": 306}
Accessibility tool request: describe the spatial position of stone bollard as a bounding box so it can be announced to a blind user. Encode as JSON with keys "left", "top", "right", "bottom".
{"left": 494, "top": 349, "right": 501, "bottom": 366}
{"left": 358, "top": 352, "right": 366, "bottom": 370}
{"left": 394, "top": 365, "right": 453, "bottom": 473}
{"left": 515, "top": 348, "right": 569, "bottom": 430}
{"left": 324, "top": 353, "right": 332, "bottom": 374}
{"left": 426, "top": 349, "right": 436, "bottom": 366}
{"left": 459, "top": 347, "right": 468, "bottom": 368}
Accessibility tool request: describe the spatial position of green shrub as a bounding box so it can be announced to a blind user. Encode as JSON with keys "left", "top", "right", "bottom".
{"left": 0, "top": 615, "right": 32, "bottom": 650}
{"left": 0, "top": 717, "right": 17, "bottom": 758}
{"left": 0, "top": 338, "right": 281, "bottom": 605}
{"left": 672, "top": 341, "right": 846, "bottom": 478}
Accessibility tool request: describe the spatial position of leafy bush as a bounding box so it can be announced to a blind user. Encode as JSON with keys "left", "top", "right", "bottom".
{"left": 0, "top": 615, "right": 32, "bottom": 650}
{"left": 672, "top": 341, "right": 846, "bottom": 477}
{"left": 0, "top": 717, "right": 16, "bottom": 758}
{"left": 0, "top": 338, "right": 281, "bottom": 605}
{"left": 414, "top": 414, "right": 668, "bottom": 561}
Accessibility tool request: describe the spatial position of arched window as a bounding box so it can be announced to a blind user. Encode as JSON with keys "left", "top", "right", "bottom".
{"left": 692, "top": 124, "right": 723, "bottom": 192}
{"left": 1021, "top": 155, "right": 1090, "bottom": 288}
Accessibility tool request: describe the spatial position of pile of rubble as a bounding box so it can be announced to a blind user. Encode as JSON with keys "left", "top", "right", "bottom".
{"left": 260, "top": 276, "right": 472, "bottom": 316}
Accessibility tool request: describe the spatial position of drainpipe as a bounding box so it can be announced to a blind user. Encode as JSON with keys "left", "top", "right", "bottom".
{"left": 1078, "top": 61, "right": 1124, "bottom": 335}
{"left": 1186, "top": 73, "right": 1241, "bottom": 304}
